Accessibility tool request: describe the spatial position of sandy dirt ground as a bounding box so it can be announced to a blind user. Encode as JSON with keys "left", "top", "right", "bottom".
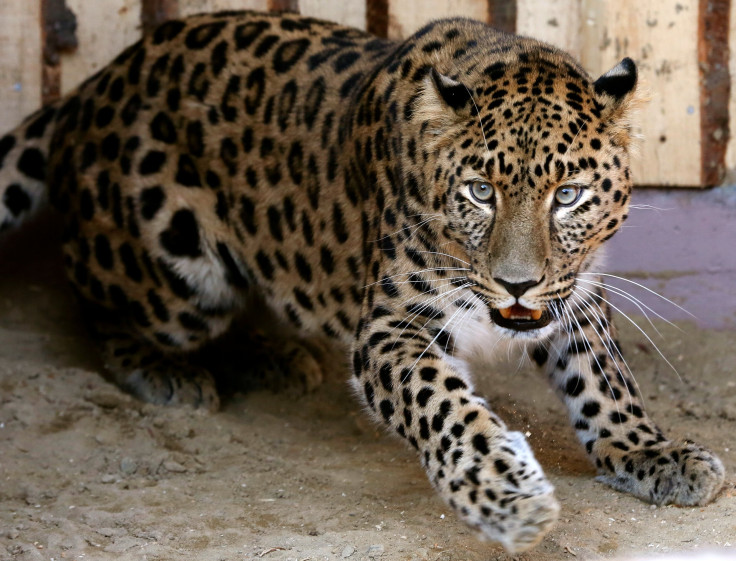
{"left": 1, "top": 217, "right": 735, "bottom": 561}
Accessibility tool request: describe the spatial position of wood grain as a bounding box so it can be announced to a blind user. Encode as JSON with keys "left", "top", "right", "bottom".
{"left": 0, "top": 0, "right": 43, "bottom": 131}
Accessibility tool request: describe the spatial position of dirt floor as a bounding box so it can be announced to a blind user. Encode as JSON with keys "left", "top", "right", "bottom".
{"left": 1, "top": 217, "right": 735, "bottom": 561}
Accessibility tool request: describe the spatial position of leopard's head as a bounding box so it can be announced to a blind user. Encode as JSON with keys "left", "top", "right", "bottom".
{"left": 400, "top": 24, "right": 639, "bottom": 339}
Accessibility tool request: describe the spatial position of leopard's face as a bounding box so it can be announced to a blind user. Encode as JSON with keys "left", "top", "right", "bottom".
{"left": 408, "top": 54, "right": 637, "bottom": 340}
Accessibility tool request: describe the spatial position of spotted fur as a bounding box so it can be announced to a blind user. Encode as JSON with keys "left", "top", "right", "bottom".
{"left": 0, "top": 11, "right": 724, "bottom": 552}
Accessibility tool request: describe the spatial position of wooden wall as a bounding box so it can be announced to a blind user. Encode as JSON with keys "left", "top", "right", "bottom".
{"left": 0, "top": 0, "right": 732, "bottom": 187}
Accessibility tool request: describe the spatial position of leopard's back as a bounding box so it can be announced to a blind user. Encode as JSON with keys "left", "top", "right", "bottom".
{"left": 19, "top": 12, "right": 393, "bottom": 348}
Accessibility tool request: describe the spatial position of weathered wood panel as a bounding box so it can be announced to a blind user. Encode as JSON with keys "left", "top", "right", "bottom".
{"left": 179, "top": 0, "right": 267, "bottom": 16}
{"left": 0, "top": 0, "right": 733, "bottom": 187}
{"left": 0, "top": 0, "right": 43, "bottom": 131}
{"left": 516, "top": 0, "right": 582, "bottom": 58}
{"left": 579, "top": 0, "right": 702, "bottom": 186}
{"left": 300, "top": 0, "right": 367, "bottom": 29}
{"left": 387, "top": 0, "right": 487, "bottom": 39}
{"left": 60, "top": 0, "right": 142, "bottom": 95}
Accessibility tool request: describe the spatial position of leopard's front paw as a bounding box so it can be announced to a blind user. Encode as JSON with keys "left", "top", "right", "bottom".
{"left": 597, "top": 439, "right": 725, "bottom": 506}
{"left": 433, "top": 431, "right": 559, "bottom": 553}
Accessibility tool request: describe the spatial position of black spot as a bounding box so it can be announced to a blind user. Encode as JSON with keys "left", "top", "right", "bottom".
{"left": 582, "top": 400, "right": 600, "bottom": 417}
{"left": 80, "top": 142, "right": 97, "bottom": 171}
{"left": 287, "top": 141, "right": 304, "bottom": 184}
{"left": 245, "top": 66, "right": 266, "bottom": 114}
{"left": 294, "top": 252, "right": 312, "bottom": 282}
{"left": 293, "top": 287, "right": 313, "bottom": 310}
{"left": 216, "top": 242, "right": 249, "bottom": 288}
{"left": 340, "top": 72, "right": 362, "bottom": 98}
{"left": 472, "top": 434, "right": 490, "bottom": 455}
{"left": 186, "top": 121, "right": 205, "bottom": 157}
{"left": 220, "top": 137, "right": 238, "bottom": 176}
{"left": 215, "top": 75, "right": 238, "bottom": 121}
{"left": 610, "top": 412, "right": 628, "bottom": 424}
{"left": 273, "top": 38, "right": 310, "bottom": 73}
{"left": 119, "top": 242, "right": 143, "bottom": 282}
{"left": 3, "top": 184, "right": 32, "bottom": 217}
{"left": 94, "top": 234, "right": 114, "bottom": 269}
{"left": 159, "top": 209, "right": 202, "bottom": 257}
{"left": 25, "top": 107, "right": 56, "bottom": 139}
{"left": 210, "top": 40, "right": 229, "bottom": 77}
{"left": 0, "top": 135, "right": 16, "bottom": 168}
{"left": 139, "top": 150, "right": 166, "bottom": 175}
{"left": 234, "top": 20, "right": 270, "bottom": 51}
{"left": 255, "top": 250, "right": 274, "bottom": 280}
{"left": 277, "top": 80, "right": 297, "bottom": 131}
{"left": 140, "top": 186, "right": 165, "bottom": 220}
{"left": 127, "top": 48, "right": 146, "bottom": 85}
{"left": 17, "top": 148, "right": 46, "bottom": 181}
{"left": 188, "top": 63, "right": 210, "bottom": 101}
{"left": 444, "top": 377, "right": 467, "bottom": 391}
{"left": 565, "top": 375, "right": 586, "bottom": 397}
{"left": 176, "top": 154, "right": 201, "bottom": 187}
{"left": 150, "top": 112, "right": 177, "bottom": 144}
{"left": 152, "top": 19, "right": 186, "bottom": 45}
{"left": 379, "top": 399, "right": 394, "bottom": 421}
{"left": 109, "top": 77, "right": 125, "bottom": 102}
{"left": 239, "top": 195, "right": 257, "bottom": 234}
{"left": 267, "top": 206, "right": 283, "bottom": 241}
{"left": 304, "top": 77, "right": 325, "bottom": 130}
{"left": 185, "top": 22, "right": 227, "bottom": 50}
{"left": 416, "top": 387, "right": 434, "bottom": 407}
{"left": 332, "top": 203, "right": 348, "bottom": 243}
{"left": 157, "top": 257, "right": 193, "bottom": 299}
{"left": 254, "top": 34, "right": 279, "bottom": 57}
{"left": 121, "top": 94, "right": 142, "bottom": 126}
{"left": 79, "top": 188, "right": 94, "bottom": 220}
{"left": 333, "top": 51, "right": 360, "bottom": 73}
{"left": 147, "top": 289, "right": 170, "bottom": 322}
{"left": 101, "top": 132, "right": 121, "bottom": 160}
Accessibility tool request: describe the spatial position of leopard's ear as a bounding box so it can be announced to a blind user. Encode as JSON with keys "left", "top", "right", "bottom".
{"left": 429, "top": 68, "right": 473, "bottom": 113}
{"left": 594, "top": 58, "right": 641, "bottom": 146}
{"left": 414, "top": 70, "right": 474, "bottom": 138}
{"left": 594, "top": 58, "right": 639, "bottom": 119}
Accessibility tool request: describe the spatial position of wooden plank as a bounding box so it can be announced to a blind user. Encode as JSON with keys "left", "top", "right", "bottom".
{"left": 579, "top": 0, "right": 703, "bottom": 187}
{"left": 300, "top": 0, "right": 367, "bottom": 29}
{"left": 487, "top": 0, "right": 517, "bottom": 33}
{"left": 387, "top": 0, "right": 488, "bottom": 39}
{"left": 179, "top": 0, "right": 267, "bottom": 16}
{"left": 367, "top": 0, "right": 389, "bottom": 36}
{"left": 516, "top": 0, "right": 581, "bottom": 57}
{"left": 727, "top": 0, "right": 736, "bottom": 180}
{"left": 61, "top": 0, "right": 142, "bottom": 95}
{"left": 0, "top": 0, "right": 43, "bottom": 132}
{"left": 699, "top": 0, "right": 731, "bottom": 186}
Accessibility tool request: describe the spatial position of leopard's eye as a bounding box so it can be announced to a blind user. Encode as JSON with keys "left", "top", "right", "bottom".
{"left": 554, "top": 184, "right": 582, "bottom": 206}
{"left": 469, "top": 181, "right": 495, "bottom": 204}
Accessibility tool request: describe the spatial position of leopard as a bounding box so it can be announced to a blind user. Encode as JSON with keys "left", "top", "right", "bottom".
{"left": 0, "top": 10, "right": 725, "bottom": 552}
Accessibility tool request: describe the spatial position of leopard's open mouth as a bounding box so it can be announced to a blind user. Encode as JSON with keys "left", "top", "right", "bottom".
{"left": 491, "top": 304, "right": 551, "bottom": 331}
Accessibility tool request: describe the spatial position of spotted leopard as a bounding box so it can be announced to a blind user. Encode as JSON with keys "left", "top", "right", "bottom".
{"left": 0, "top": 10, "right": 724, "bottom": 552}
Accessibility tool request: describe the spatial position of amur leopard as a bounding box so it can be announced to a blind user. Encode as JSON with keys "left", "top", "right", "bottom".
{"left": 0, "top": 10, "right": 725, "bottom": 552}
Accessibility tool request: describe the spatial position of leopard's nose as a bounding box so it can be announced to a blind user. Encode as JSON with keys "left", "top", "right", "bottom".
{"left": 493, "top": 276, "right": 544, "bottom": 299}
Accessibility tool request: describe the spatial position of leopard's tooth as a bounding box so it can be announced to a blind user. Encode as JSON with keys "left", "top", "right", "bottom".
{"left": 499, "top": 307, "right": 512, "bottom": 319}
{"left": 530, "top": 309, "right": 543, "bottom": 321}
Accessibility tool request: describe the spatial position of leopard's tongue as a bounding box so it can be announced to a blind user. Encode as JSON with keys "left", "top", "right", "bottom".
{"left": 499, "top": 304, "right": 543, "bottom": 321}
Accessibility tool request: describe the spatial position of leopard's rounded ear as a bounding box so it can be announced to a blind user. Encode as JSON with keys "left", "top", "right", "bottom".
{"left": 594, "top": 58, "right": 637, "bottom": 105}
{"left": 429, "top": 68, "right": 473, "bottom": 112}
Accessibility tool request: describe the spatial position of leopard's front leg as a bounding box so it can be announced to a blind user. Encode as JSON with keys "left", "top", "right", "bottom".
{"left": 353, "top": 303, "right": 559, "bottom": 553}
{"left": 535, "top": 282, "right": 725, "bottom": 505}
